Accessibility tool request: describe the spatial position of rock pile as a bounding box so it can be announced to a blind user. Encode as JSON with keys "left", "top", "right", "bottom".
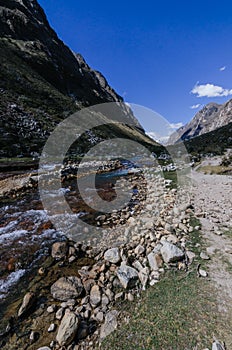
{"left": 9, "top": 172, "right": 198, "bottom": 349}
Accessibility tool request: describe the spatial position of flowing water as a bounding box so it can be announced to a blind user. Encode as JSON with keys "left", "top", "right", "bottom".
{"left": 0, "top": 163, "right": 140, "bottom": 301}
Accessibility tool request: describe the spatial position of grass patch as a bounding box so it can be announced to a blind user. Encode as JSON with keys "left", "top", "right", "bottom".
{"left": 101, "top": 218, "right": 225, "bottom": 350}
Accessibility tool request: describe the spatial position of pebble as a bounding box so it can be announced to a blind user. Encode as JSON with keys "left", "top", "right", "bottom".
{"left": 48, "top": 323, "right": 56, "bottom": 332}
{"left": 56, "top": 307, "right": 64, "bottom": 320}
{"left": 127, "top": 293, "right": 134, "bottom": 302}
{"left": 199, "top": 268, "right": 208, "bottom": 277}
{"left": 90, "top": 285, "right": 102, "bottom": 307}
{"left": 200, "top": 252, "right": 210, "bottom": 260}
{"left": 47, "top": 305, "right": 56, "bottom": 313}
{"left": 18, "top": 292, "right": 36, "bottom": 317}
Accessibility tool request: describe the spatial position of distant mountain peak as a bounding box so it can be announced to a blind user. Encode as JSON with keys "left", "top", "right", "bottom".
{"left": 169, "top": 99, "right": 232, "bottom": 144}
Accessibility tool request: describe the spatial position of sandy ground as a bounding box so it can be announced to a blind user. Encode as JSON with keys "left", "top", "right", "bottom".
{"left": 192, "top": 168, "right": 232, "bottom": 346}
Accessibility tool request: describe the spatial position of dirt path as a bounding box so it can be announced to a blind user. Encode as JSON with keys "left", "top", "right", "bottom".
{"left": 191, "top": 169, "right": 232, "bottom": 346}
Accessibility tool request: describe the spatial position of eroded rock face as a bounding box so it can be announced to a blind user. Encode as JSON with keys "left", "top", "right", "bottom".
{"left": 51, "top": 277, "right": 83, "bottom": 301}
{"left": 56, "top": 311, "right": 80, "bottom": 346}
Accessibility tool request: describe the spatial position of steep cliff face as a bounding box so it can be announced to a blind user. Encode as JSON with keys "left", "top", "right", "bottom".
{"left": 169, "top": 100, "right": 232, "bottom": 144}
{"left": 0, "top": 0, "right": 148, "bottom": 157}
{"left": 0, "top": 0, "right": 122, "bottom": 104}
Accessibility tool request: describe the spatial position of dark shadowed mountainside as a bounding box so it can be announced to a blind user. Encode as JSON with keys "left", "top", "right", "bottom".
{"left": 0, "top": 0, "right": 158, "bottom": 158}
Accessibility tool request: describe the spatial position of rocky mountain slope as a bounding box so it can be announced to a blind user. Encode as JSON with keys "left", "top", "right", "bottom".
{"left": 0, "top": 0, "right": 156, "bottom": 158}
{"left": 169, "top": 100, "right": 232, "bottom": 144}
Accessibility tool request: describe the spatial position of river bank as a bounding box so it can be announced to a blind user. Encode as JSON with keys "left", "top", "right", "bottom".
{"left": 0, "top": 159, "right": 194, "bottom": 349}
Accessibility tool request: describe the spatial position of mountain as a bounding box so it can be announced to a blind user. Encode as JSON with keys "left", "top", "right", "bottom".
{"left": 184, "top": 121, "right": 232, "bottom": 156}
{"left": 0, "top": 0, "right": 157, "bottom": 158}
{"left": 169, "top": 99, "right": 232, "bottom": 144}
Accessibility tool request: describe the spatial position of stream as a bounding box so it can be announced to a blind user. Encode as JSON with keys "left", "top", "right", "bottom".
{"left": 0, "top": 162, "right": 142, "bottom": 301}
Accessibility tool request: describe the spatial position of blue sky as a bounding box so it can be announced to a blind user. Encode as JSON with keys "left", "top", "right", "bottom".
{"left": 39, "top": 0, "right": 232, "bottom": 131}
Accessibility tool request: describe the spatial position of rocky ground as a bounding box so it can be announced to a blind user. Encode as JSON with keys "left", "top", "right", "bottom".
{"left": 0, "top": 162, "right": 231, "bottom": 350}
{"left": 192, "top": 168, "right": 232, "bottom": 348}
{"left": 0, "top": 169, "right": 197, "bottom": 350}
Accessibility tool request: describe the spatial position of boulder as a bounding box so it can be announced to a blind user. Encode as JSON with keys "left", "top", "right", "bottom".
{"left": 56, "top": 311, "right": 80, "bottom": 346}
{"left": 104, "top": 248, "right": 120, "bottom": 264}
{"left": 51, "top": 241, "right": 68, "bottom": 260}
{"left": 51, "top": 277, "right": 83, "bottom": 301}
{"left": 160, "top": 241, "right": 185, "bottom": 263}
{"left": 117, "top": 265, "right": 138, "bottom": 289}
{"left": 100, "top": 310, "right": 118, "bottom": 339}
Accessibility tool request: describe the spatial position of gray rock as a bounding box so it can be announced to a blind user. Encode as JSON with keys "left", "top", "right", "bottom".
{"left": 51, "top": 277, "right": 83, "bottom": 301}
{"left": 186, "top": 250, "right": 196, "bottom": 264}
{"left": 199, "top": 268, "right": 208, "bottom": 277}
{"left": 127, "top": 293, "right": 134, "bottom": 302}
{"left": 138, "top": 267, "right": 149, "bottom": 290}
{"left": 117, "top": 264, "right": 138, "bottom": 289}
{"left": 56, "top": 311, "right": 80, "bottom": 346}
{"left": 96, "top": 311, "right": 104, "bottom": 322}
{"left": 104, "top": 248, "right": 120, "bottom": 264}
{"left": 132, "top": 260, "right": 144, "bottom": 272}
{"left": 47, "top": 305, "right": 56, "bottom": 313}
{"left": 56, "top": 308, "right": 64, "bottom": 320}
{"left": 18, "top": 292, "right": 36, "bottom": 317}
{"left": 51, "top": 241, "right": 68, "bottom": 260}
{"left": 212, "top": 339, "right": 225, "bottom": 350}
{"left": 147, "top": 252, "right": 159, "bottom": 271}
{"left": 134, "top": 244, "right": 145, "bottom": 255}
{"left": 90, "top": 285, "right": 101, "bottom": 307}
{"left": 100, "top": 310, "right": 118, "bottom": 339}
{"left": 200, "top": 252, "right": 210, "bottom": 260}
{"left": 101, "top": 294, "right": 110, "bottom": 307}
{"left": 37, "top": 347, "right": 51, "bottom": 350}
{"left": 160, "top": 241, "right": 185, "bottom": 263}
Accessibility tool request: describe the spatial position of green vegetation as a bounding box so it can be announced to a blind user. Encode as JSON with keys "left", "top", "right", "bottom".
{"left": 102, "top": 218, "right": 228, "bottom": 350}
{"left": 184, "top": 122, "right": 232, "bottom": 156}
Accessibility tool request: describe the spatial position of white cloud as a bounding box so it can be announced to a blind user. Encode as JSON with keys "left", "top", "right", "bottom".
{"left": 169, "top": 122, "right": 183, "bottom": 129}
{"left": 191, "top": 83, "right": 232, "bottom": 98}
{"left": 190, "top": 104, "right": 201, "bottom": 109}
{"left": 219, "top": 66, "right": 226, "bottom": 71}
